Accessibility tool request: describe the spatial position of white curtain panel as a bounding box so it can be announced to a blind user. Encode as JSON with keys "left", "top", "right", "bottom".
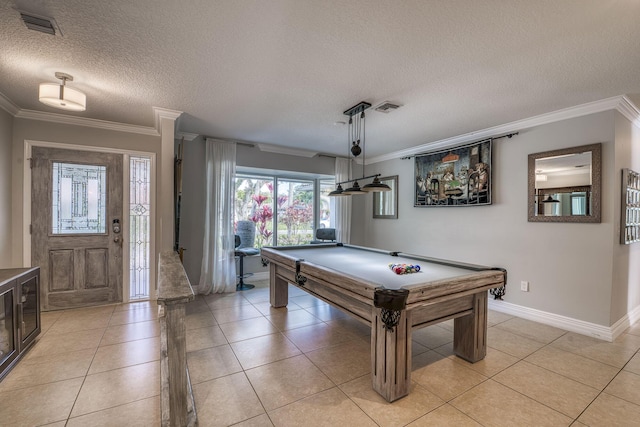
{"left": 198, "top": 139, "right": 237, "bottom": 294}
{"left": 334, "top": 157, "right": 351, "bottom": 244}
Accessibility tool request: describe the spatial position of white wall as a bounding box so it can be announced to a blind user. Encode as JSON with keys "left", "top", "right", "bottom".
{"left": 355, "top": 111, "right": 617, "bottom": 326}
{"left": 611, "top": 111, "right": 640, "bottom": 324}
{"left": 11, "top": 118, "right": 161, "bottom": 267}
{"left": 0, "top": 109, "right": 13, "bottom": 268}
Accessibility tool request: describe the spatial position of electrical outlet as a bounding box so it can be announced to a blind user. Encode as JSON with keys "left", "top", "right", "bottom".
{"left": 520, "top": 281, "right": 529, "bottom": 292}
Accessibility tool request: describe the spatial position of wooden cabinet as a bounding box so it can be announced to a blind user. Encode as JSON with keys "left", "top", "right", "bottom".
{"left": 0, "top": 267, "right": 40, "bottom": 381}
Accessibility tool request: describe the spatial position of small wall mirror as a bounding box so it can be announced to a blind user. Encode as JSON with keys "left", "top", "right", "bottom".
{"left": 528, "top": 143, "right": 601, "bottom": 223}
{"left": 373, "top": 175, "right": 398, "bottom": 219}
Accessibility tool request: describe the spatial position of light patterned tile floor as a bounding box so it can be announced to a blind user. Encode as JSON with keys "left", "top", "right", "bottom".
{"left": 4, "top": 280, "right": 640, "bottom": 426}
{"left": 0, "top": 300, "right": 162, "bottom": 426}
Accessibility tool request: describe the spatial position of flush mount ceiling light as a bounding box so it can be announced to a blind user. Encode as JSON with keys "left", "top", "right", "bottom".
{"left": 535, "top": 169, "right": 548, "bottom": 182}
{"left": 39, "top": 72, "right": 86, "bottom": 111}
{"left": 330, "top": 101, "right": 391, "bottom": 196}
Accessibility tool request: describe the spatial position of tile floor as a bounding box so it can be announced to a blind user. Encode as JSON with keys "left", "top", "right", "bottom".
{"left": 2, "top": 280, "right": 640, "bottom": 426}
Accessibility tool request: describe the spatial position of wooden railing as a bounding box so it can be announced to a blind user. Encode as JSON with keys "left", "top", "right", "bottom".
{"left": 158, "top": 251, "right": 197, "bottom": 427}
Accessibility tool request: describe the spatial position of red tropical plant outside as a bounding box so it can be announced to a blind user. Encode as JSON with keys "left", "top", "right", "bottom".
{"left": 235, "top": 177, "right": 314, "bottom": 248}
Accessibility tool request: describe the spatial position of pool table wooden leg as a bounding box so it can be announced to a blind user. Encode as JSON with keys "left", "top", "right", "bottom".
{"left": 269, "top": 264, "right": 288, "bottom": 308}
{"left": 371, "top": 307, "right": 412, "bottom": 402}
{"left": 453, "top": 291, "right": 488, "bottom": 363}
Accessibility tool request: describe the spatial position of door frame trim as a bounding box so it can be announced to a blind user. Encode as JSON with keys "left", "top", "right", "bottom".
{"left": 24, "top": 139, "right": 158, "bottom": 302}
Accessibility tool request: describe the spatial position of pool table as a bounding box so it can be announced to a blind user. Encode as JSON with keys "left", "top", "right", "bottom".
{"left": 260, "top": 243, "right": 506, "bottom": 402}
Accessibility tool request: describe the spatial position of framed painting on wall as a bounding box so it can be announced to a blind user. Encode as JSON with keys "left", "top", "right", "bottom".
{"left": 414, "top": 139, "right": 492, "bottom": 207}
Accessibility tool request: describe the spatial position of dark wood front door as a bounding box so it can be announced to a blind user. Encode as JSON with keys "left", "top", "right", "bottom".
{"left": 31, "top": 147, "right": 123, "bottom": 311}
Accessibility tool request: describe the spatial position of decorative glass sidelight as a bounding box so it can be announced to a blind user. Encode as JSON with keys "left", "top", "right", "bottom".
{"left": 52, "top": 162, "right": 107, "bottom": 234}
{"left": 129, "top": 156, "right": 151, "bottom": 299}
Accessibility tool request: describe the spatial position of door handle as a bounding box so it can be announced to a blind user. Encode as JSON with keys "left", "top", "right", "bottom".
{"left": 114, "top": 235, "right": 123, "bottom": 247}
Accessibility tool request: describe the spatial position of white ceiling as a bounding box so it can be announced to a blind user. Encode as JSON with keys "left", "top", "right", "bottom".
{"left": 2, "top": 1, "right": 640, "bottom": 159}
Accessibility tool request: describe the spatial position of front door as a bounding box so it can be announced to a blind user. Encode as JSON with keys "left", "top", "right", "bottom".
{"left": 31, "top": 147, "right": 123, "bottom": 311}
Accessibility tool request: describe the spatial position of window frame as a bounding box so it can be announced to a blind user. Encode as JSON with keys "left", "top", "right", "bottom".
{"left": 235, "top": 169, "right": 334, "bottom": 247}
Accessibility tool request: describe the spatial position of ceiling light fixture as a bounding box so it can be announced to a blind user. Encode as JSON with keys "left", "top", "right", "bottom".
{"left": 535, "top": 169, "right": 548, "bottom": 182}
{"left": 542, "top": 194, "right": 559, "bottom": 203}
{"left": 329, "top": 101, "right": 391, "bottom": 197}
{"left": 39, "top": 72, "right": 86, "bottom": 111}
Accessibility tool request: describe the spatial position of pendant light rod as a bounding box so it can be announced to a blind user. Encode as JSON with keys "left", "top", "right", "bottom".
{"left": 336, "top": 173, "right": 382, "bottom": 186}
{"left": 330, "top": 100, "right": 391, "bottom": 196}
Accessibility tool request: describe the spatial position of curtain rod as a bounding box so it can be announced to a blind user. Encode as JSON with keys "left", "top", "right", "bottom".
{"left": 400, "top": 132, "right": 519, "bottom": 160}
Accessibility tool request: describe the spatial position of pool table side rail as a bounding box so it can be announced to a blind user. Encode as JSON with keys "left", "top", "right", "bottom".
{"left": 261, "top": 246, "right": 505, "bottom": 304}
{"left": 261, "top": 247, "right": 379, "bottom": 300}
{"left": 405, "top": 271, "right": 505, "bottom": 303}
{"left": 290, "top": 272, "right": 373, "bottom": 325}
{"left": 267, "top": 261, "right": 374, "bottom": 325}
{"left": 262, "top": 246, "right": 505, "bottom": 330}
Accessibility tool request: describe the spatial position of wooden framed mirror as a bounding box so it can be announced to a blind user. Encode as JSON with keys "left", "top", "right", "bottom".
{"left": 528, "top": 143, "right": 601, "bottom": 223}
{"left": 373, "top": 176, "right": 398, "bottom": 219}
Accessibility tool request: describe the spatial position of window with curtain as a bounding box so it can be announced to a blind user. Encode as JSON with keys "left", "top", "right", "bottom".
{"left": 234, "top": 171, "right": 334, "bottom": 248}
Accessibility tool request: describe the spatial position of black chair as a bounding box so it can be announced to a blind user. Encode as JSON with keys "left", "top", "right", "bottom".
{"left": 310, "top": 228, "right": 336, "bottom": 244}
{"left": 235, "top": 235, "right": 259, "bottom": 291}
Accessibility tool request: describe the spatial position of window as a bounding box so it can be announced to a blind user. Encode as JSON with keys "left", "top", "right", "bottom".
{"left": 570, "top": 193, "right": 587, "bottom": 216}
{"left": 235, "top": 171, "right": 334, "bottom": 248}
{"left": 276, "top": 179, "right": 314, "bottom": 246}
{"left": 129, "top": 156, "right": 151, "bottom": 300}
{"left": 235, "top": 176, "right": 275, "bottom": 247}
{"left": 319, "top": 179, "right": 335, "bottom": 229}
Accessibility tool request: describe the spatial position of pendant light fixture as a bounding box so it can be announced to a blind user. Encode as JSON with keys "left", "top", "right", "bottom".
{"left": 328, "top": 183, "right": 347, "bottom": 197}
{"left": 330, "top": 101, "right": 391, "bottom": 196}
{"left": 542, "top": 194, "right": 560, "bottom": 203}
{"left": 39, "top": 72, "right": 86, "bottom": 111}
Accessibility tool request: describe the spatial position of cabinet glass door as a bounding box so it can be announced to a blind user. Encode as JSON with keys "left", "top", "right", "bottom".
{"left": 20, "top": 275, "right": 39, "bottom": 346}
{"left": 0, "top": 288, "right": 15, "bottom": 367}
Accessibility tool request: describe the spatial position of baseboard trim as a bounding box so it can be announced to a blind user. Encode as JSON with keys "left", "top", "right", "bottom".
{"left": 610, "top": 304, "right": 640, "bottom": 340}
{"left": 487, "top": 299, "right": 640, "bottom": 342}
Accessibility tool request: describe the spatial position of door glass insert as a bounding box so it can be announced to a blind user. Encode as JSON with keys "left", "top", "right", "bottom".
{"left": 52, "top": 162, "right": 106, "bottom": 234}
{"left": 130, "top": 156, "right": 151, "bottom": 300}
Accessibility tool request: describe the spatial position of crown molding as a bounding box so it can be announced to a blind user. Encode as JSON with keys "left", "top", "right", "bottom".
{"left": 616, "top": 95, "right": 640, "bottom": 127}
{"left": 257, "top": 143, "right": 318, "bottom": 158}
{"left": 0, "top": 92, "right": 19, "bottom": 116}
{"left": 15, "top": 109, "right": 160, "bottom": 136}
{"left": 153, "top": 106, "right": 183, "bottom": 134}
{"left": 367, "top": 95, "right": 640, "bottom": 165}
{"left": 176, "top": 131, "right": 200, "bottom": 141}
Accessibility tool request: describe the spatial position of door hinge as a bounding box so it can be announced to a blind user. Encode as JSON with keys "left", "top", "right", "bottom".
{"left": 29, "top": 224, "right": 32, "bottom": 234}
{"left": 28, "top": 157, "right": 32, "bottom": 169}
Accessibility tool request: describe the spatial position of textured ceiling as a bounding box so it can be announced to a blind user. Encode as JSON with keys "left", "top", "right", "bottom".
{"left": 2, "top": 0, "right": 640, "bottom": 159}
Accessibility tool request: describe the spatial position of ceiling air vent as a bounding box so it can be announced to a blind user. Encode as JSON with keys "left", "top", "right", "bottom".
{"left": 374, "top": 102, "right": 401, "bottom": 113}
{"left": 19, "top": 11, "right": 61, "bottom": 36}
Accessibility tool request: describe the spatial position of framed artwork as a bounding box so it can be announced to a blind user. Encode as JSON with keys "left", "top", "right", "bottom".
{"left": 373, "top": 175, "right": 398, "bottom": 219}
{"left": 414, "top": 139, "right": 492, "bottom": 207}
